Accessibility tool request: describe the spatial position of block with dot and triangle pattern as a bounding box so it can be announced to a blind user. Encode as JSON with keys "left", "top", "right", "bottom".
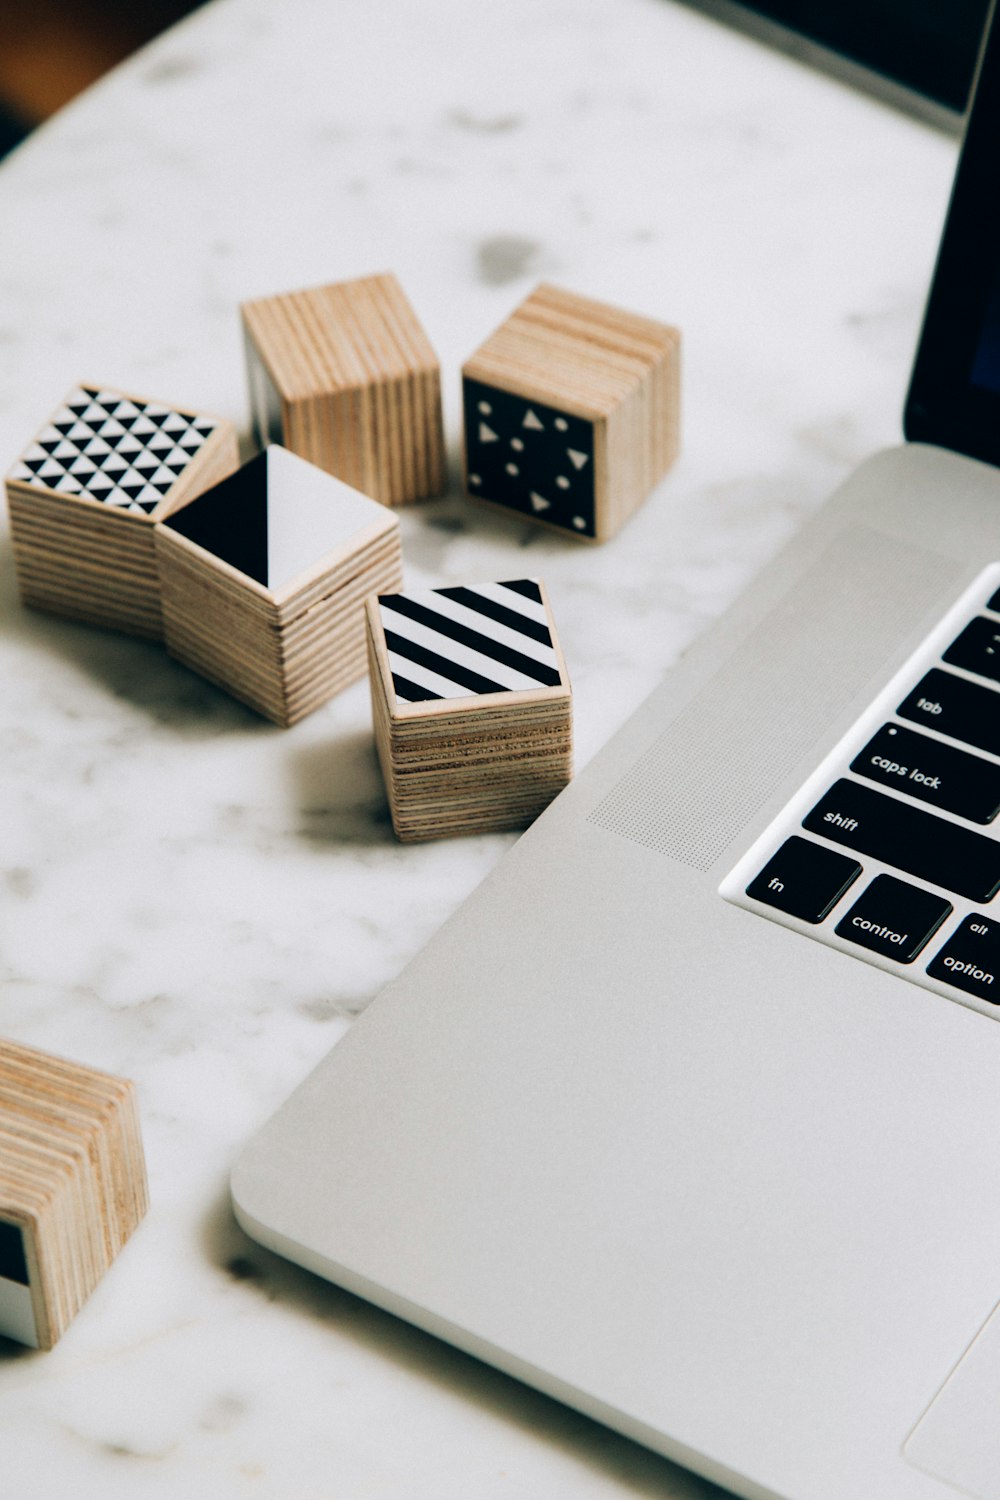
{"left": 5, "top": 384, "right": 239, "bottom": 639}
{"left": 462, "top": 283, "right": 680, "bottom": 543}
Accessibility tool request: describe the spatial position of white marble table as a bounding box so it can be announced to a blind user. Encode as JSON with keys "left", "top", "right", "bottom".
{"left": 0, "top": 1, "right": 957, "bottom": 1494}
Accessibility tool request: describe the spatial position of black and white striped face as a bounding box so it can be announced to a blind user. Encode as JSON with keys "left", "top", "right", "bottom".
{"left": 377, "top": 579, "right": 564, "bottom": 706}
{"left": 8, "top": 387, "right": 218, "bottom": 516}
{"left": 463, "top": 379, "right": 595, "bottom": 538}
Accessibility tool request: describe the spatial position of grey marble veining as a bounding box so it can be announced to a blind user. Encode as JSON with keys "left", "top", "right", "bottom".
{"left": 0, "top": 0, "right": 956, "bottom": 1494}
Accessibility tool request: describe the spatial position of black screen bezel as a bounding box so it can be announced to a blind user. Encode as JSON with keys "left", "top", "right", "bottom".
{"left": 733, "top": 0, "right": 988, "bottom": 114}
{"left": 905, "top": 0, "right": 1000, "bottom": 463}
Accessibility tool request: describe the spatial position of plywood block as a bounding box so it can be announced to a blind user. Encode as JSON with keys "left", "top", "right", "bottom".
{"left": 155, "top": 445, "right": 403, "bottom": 726}
{"left": 462, "top": 283, "right": 680, "bottom": 543}
{"left": 241, "top": 272, "right": 445, "bottom": 507}
{"left": 366, "top": 577, "right": 572, "bottom": 841}
{"left": 0, "top": 1038, "right": 148, "bottom": 1350}
{"left": 5, "top": 384, "right": 239, "bottom": 638}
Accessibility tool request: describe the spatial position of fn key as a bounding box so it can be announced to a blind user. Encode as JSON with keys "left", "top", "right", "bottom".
{"left": 746, "top": 837, "right": 862, "bottom": 923}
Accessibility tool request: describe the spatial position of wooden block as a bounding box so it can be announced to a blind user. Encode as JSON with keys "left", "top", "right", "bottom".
{"left": 366, "top": 577, "right": 572, "bottom": 841}
{"left": 462, "top": 283, "right": 681, "bottom": 543}
{"left": 155, "top": 445, "right": 404, "bottom": 727}
{"left": 0, "top": 1038, "right": 148, "bottom": 1349}
{"left": 241, "top": 272, "right": 445, "bottom": 507}
{"left": 5, "top": 384, "right": 239, "bottom": 639}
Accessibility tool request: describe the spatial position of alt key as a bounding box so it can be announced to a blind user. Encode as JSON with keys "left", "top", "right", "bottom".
{"left": 746, "top": 836, "right": 862, "bottom": 924}
{"left": 927, "top": 914, "right": 1000, "bottom": 1003}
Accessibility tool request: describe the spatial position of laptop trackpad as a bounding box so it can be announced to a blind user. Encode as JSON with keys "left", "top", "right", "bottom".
{"left": 906, "top": 1299, "right": 1000, "bottom": 1498}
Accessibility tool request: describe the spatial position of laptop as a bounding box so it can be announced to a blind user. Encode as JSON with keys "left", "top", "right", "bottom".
{"left": 233, "top": 12, "right": 1000, "bottom": 1498}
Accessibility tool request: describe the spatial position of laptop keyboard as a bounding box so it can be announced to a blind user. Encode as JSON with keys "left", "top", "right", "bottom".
{"left": 720, "top": 565, "right": 1000, "bottom": 1019}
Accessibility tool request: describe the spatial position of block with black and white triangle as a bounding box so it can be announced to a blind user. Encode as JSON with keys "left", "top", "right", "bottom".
{"left": 5, "top": 384, "right": 239, "bottom": 638}
{"left": 154, "top": 446, "right": 404, "bottom": 727}
{"left": 462, "top": 283, "right": 680, "bottom": 543}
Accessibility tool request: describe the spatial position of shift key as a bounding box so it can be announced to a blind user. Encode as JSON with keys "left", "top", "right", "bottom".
{"left": 802, "top": 779, "right": 1000, "bottom": 902}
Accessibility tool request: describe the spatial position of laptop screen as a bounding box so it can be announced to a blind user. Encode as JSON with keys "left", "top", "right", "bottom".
{"left": 730, "top": 0, "right": 988, "bottom": 114}
{"left": 905, "top": 0, "right": 1000, "bottom": 464}
{"left": 971, "top": 273, "right": 1000, "bottom": 392}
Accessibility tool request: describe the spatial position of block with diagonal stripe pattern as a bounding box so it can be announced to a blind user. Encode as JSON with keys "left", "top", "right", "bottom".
{"left": 462, "top": 283, "right": 680, "bottom": 543}
{"left": 5, "top": 384, "right": 239, "bottom": 638}
{"left": 366, "top": 578, "right": 572, "bottom": 841}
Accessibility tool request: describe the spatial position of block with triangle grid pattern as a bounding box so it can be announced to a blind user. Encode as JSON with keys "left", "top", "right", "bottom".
{"left": 366, "top": 577, "right": 572, "bottom": 841}
{"left": 241, "top": 271, "right": 445, "bottom": 507}
{"left": 5, "top": 384, "right": 239, "bottom": 638}
{"left": 462, "top": 283, "right": 681, "bottom": 543}
{"left": 0, "top": 1037, "right": 148, "bottom": 1350}
{"left": 155, "top": 445, "right": 404, "bottom": 727}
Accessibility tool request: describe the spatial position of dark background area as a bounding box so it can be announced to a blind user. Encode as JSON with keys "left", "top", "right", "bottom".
{"left": 0, "top": 0, "right": 990, "bottom": 164}
{"left": 0, "top": 0, "right": 202, "bottom": 157}
{"left": 736, "top": 0, "right": 990, "bottom": 112}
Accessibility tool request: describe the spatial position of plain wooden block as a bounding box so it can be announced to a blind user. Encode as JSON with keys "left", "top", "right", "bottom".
{"left": 241, "top": 272, "right": 445, "bottom": 507}
{"left": 366, "top": 577, "right": 572, "bottom": 841}
{"left": 462, "top": 282, "right": 681, "bottom": 543}
{"left": 0, "top": 1038, "right": 148, "bottom": 1350}
{"left": 155, "top": 444, "right": 404, "bottom": 727}
{"left": 5, "top": 384, "right": 239, "bottom": 639}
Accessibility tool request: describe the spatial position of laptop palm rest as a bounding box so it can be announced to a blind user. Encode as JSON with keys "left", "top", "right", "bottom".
{"left": 234, "top": 447, "right": 1000, "bottom": 1499}
{"left": 906, "top": 1299, "right": 1000, "bottom": 1499}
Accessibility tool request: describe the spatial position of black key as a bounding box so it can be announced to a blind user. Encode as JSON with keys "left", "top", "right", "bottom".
{"left": 802, "top": 779, "right": 1000, "bottom": 902}
{"left": 745, "top": 836, "right": 861, "bottom": 923}
{"left": 987, "top": 587, "right": 1000, "bottom": 613}
{"left": 897, "top": 669, "right": 1000, "bottom": 758}
{"left": 834, "top": 874, "right": 951, "bottom": 963}
{"left": 943, "top": 616, "right": 1000, "bottom": 685}
{"left": 850, "top": 723, "right": 1000, "bottom": 824}
{"left": 927, "top": 915, "right": 1000, "bottom": 1003}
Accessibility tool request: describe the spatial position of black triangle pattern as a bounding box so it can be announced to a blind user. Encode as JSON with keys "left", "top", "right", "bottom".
{"left": 162, "top": 450, "right": 270, "bottom": 584}
{"left": 7, "top": 386, "right": 218, "bottom": 515}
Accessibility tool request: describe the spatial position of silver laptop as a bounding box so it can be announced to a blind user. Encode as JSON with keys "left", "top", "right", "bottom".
{"left": 233, "top": 14, "right": 1000, "bottom": 1499}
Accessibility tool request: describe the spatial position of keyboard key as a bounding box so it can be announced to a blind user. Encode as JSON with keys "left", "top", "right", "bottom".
{"left": 802, "top": 779, "right": 1000, "bottom": 902}
{"left": 943, "top": 616, "right": 1000, "bottom": 685}
{"left": 834, "top": 874, "right": 951, "bottom": 963}
{"left": 850, "top": 723, "right": 1000, "bottom": 823}
{"left": 927, "top": 915, "right": 1000, "bottom": 1003}
{"left": 745, "top": 836, "right": 861, "bottom": 923}
{"left": 897, "top": 669, "right": 1000, "bottom": 757}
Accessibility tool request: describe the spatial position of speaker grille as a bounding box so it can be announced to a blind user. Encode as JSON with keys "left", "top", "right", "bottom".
{"left": 588, "top": 530, "right": 958, "bottom": 870}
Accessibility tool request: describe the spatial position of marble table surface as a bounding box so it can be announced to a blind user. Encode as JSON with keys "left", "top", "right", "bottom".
{"left": 0, "top": 0, "right": 957, "bottom": 1494}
